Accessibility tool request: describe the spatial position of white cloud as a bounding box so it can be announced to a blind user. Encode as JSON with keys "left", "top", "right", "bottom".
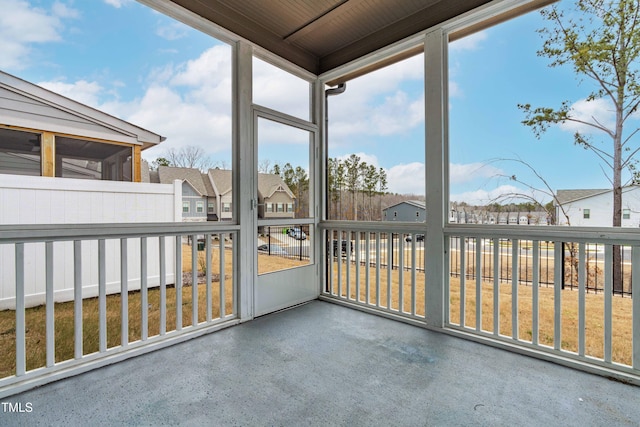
{"left": 451, "top": 184, "right": 552, "bottom": 206}
{"left": 559, "top": 97, "right": 615, "bottom": 134}
{"left": 382, "top": 161, "right": 503, "bottom": 195}
{"left": 450, "top": 162, "right": 502, "bottom": 184}
{"left": 449, "top": 81, "right": 463, "bottom": 98}
{"left": 329, "top": 54, "right": 425, "bottom": 142}
{"left": 450, "top": 184, "right": 522, "bottom": 205}
{"left": 103, "top": 0, "right": 133, "bottom": 8}
{"left": 156, "top": 22, "right": 189, "bottom": 41}
{"left": 253, "top": 58, "right": 310, "bottom": 119}
{"left": 449, "top": 30, "right": 488, "bottom": 52}
{"left": 37, "top": 45, "right": 234, "bottom": 161}
{"left": 38, "top": 80, "right": 104, "bottom": 108}
{"left": 387, "top": 162, "right": 425, "bottom": 195}
{"left": 0, "top": 0, "right": 79, "bottom": 70}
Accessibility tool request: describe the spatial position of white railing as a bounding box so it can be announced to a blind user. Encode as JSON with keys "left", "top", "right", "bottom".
{"left": 0, "top": 222, "right": 238, "bottom": 398}
{"left": 320, "top": 221, "right": 640, "bottom": 384}
{"left": 445, "top": 224, "right": 639, "bottom": 383}
{"left": 320, "top": 221, "right": 427, "bottom": 325}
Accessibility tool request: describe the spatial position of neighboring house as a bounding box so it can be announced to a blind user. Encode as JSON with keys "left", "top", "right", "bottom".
{"left": 0, "top": 70, "right": 163, "bottom": 181}
{"left": 257, "top": 172, "right": 296, "bottom": 219}
{"left": 450, "top": 209, "right": 549, "bottom": 225}
{"left": 383, "top": 200, "right": 426, "bottom": 222}
{"left": 208, "top": 168, "right": 233, "bottom": 221}
{"left": 209, "top": 169, "right": 296, "bottom": 220}
{"left": 555, "top": 186, "right": 640, "bottom": 227}
{"left": 150, "top": 168, "right": 296, "bottom": 221}
{"left": 154, "top": 166, "right": 215, "bottom": 222}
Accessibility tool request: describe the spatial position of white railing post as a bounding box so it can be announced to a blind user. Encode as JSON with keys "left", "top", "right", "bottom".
{"left": 98, "top": 239, "right": 107, "bottom": 353}
{"left": 553, "top": 240, "right": 562, "bottom": 351}
{"left": 424, "top": 28, "right": 447, "bottom": 329}
{"left": 15, "top": 243, "right": 25, "bottom": 376}
{"left": 633, "top": 246, "right": 640, "bottom": 370}
{"left": 120, "top": 238, "right": 129, "bottom": 347}
{"left": 512, "top": 239, "right": 519, "bottom": 340}
{"left": 604, "top": 245, "right": 613, "bottom": 363}
{"left": 74, "top": 240, "right": 83, "bottom": 359}
{"left": 159, "top": 236, "right": 166, "bottom": 335}
{"left": 532, "top": 240, "right": 540, "bottom": 346}
{"left": 45, "top": 241, "right": 55, "bottom": 367}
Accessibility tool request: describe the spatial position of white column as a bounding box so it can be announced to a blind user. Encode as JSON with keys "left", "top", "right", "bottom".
{"left": 234, "top": 40, "right": 254, "bottom": 321}
{"left": 424, "top": 28, "right": 447, "bottom": 329}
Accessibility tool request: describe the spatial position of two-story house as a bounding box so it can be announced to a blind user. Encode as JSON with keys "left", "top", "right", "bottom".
{"left": 154, "top": 166, "right": 215, "bottom": 222}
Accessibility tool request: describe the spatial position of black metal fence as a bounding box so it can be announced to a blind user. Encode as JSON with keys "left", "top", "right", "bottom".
{"left": 448, "top": 237, "right": 633, "bottom": 297}
{"left": 324, "top": 231, "right": 633, "bottom": 297}
{"left": 258, "top": 224, "right": 312, "bottom": 260}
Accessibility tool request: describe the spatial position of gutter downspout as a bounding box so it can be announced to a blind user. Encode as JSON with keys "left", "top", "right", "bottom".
{"left": 324, "top": 83, "right": 346, "bottom": 219}
{"left": 324, "top": 83, "right": 346, "bottom": 292}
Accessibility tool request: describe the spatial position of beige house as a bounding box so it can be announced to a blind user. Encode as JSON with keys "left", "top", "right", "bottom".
{"left": 153, "top": 166, "right": 216, "bottom": 221}
{"left": 208, "top": 168, "right": 234, "bottom": 221}
{"left": 257, "top": 172, "right": 296, "bottom": 219}
{"left": 148, "top": 167, "right": 296, "bottom": 221}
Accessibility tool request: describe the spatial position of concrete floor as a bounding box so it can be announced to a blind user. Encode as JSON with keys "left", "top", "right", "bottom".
{"left": 2, "top": 300, "right": 639, "bottom": 426}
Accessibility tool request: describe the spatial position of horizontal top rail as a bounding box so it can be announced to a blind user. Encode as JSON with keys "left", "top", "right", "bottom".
{"left": 445, "top": 224, "right": 640, "bottom": 245}
{"left": 320, "top": 220, "right": 640, "bottom": 245}
{"left": 257, "top": 218, "right": 315, "bottom": 227}
{"left": 0, "top": 222, "right": 241, "bottom": 243}
{"left": 319, "top": 220, "right": 427, "bottom": 233}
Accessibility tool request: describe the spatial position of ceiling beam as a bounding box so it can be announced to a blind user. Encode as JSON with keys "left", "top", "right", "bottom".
{"left": 172, "top": 0, "right": 319, "bottom": 73}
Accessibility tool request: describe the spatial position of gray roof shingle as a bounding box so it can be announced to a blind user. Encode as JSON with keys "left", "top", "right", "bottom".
{"left": 555, "top": 189, "right": 608, "bottom": 205}
{"left": 157, "top": 166, "right": 211, "bottom": 196}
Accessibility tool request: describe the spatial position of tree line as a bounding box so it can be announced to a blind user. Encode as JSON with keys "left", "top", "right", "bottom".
{"left": 265, "top": 154, "right": 389, "bottom": 220}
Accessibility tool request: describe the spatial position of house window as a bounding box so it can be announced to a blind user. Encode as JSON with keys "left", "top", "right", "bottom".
{"left": 223, "top": 203, "right": 231, "bottom": 213}
{"left": 287, "top": 203, "right": 293, "bottom": 212}
{"left": 583, "top": 209, "right": 590, "bottom": 219}
{"left": 0, "top": 128, "right": 41, "bottom": 176}
{"left": 183, "top": 202, "right": 190, "bottom": 213}
{"left": 208, "top": 203, "right": 214, "bottom": 213}
{"left": 266, "top": 203, "right": 273, "bottom": 213}
{"left": 623, "top": 209, "right": 630, "bottom": 219}
{"left": 196, "top": 201, "right": 204, "bottom": 213}
{"left": 277, "top": 203, "right": 284, "bottom": 212}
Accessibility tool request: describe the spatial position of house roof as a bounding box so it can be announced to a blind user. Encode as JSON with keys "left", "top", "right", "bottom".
{"left": 0, "top": 70, "right": 165, "bottom": 149}
{"left": 157, "top": 166, "right": 212, "bottom": 196}
{"left": 555, "top": 189, "right": 609, "bottom": 205}
{"left": 383, "top": 200, "right": 426, "bottom": 212}
{"left": 207, "top": 169, "right": 295, "bottom": 199}
{"left": 208, "top": 168, "right": 233, "bottom": 196}
{"left": 161, "top": 0, "right": 555, "bottom": 82}
{"left": 258, "top": 173, "right": 295, "bottom": 199}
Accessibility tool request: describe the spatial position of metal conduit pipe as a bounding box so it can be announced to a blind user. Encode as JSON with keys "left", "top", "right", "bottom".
{"left": 324, "top": 83, "right": 346, "bottom": 292}
{"left": 324, "top": 83, "right": 346, "bottom": 216}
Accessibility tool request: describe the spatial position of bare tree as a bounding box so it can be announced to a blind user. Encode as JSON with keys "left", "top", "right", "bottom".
{"left": 165, "top": 146, "right": 214, "bottom": 171}
{"left": 519, "top": 0, "right": 640, "bottom": 291}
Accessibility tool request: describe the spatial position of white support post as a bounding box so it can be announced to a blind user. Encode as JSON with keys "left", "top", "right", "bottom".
{"left": 234, "top": 40, "right": 254, "bottom": 321}
{"left": 424, "top": 28, "right": 447, "bottom": 329}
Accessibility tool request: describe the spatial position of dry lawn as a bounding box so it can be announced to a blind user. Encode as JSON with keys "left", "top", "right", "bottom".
{"left": 328, "top": 257, "right": 634, "bottom": 366}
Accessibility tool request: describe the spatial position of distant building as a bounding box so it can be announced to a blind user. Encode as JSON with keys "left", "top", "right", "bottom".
{"left": 555, "top": 186, "right": 640, "bottom": 227}
{"left": 154, "top": 166, "right": 215, "bottom": 222}
{"left": 147, "top": 167, "right": 296, "bottom": 221}
{"left": 382, "top": 200, "right": 425, "bottom": 222}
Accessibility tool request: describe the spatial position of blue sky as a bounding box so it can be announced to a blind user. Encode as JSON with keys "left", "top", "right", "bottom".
{"left": 2, "top": 0, "right": 636, "bottom": 205}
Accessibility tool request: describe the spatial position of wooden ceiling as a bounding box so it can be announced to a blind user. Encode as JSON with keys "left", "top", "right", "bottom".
{"left": 168, "top": 0, "right": 555, "bottom": 79}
